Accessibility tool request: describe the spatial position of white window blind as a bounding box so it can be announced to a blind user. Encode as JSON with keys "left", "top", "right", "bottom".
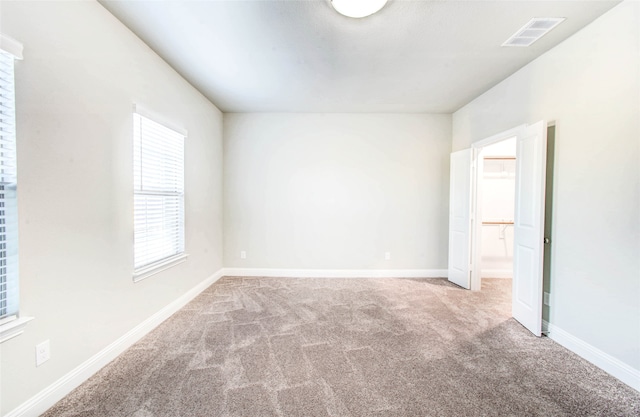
{"left": 133, "top": 112, "right": 185, "bottom": 272}
{"left": 0, "top": 50, "right": 19, "bottom": 321}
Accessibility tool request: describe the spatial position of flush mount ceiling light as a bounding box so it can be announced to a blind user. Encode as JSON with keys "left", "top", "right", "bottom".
{"left": 503, "top": 17, "right": 566, "bottom": 47}
{"left": 331, "top": 0, "right": 388, "bottom": 18}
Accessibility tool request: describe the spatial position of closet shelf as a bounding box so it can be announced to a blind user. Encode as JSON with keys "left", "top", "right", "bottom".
{"left": 483, "top": 173, "right": 515, "bottom": 178}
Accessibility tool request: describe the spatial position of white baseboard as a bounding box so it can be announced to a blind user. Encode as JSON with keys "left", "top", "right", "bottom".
{"left": 222, "top": 268, "right": 447, "bottom": 279}
{"left": 545, "top": 321, "right": 640, "bottom": 392}
{"left": 6, "top": 269, "right": 225, "bottom": 417}
{"left": 481, "top": 269, "right": 512, "bottom": 278}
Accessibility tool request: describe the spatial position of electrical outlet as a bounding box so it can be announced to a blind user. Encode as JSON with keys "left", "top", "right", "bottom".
{"left": 240, "top": 251, "right": 246, "bottom": 259}
{"left": 385, "top": 252, "right": 391, "bottom": 260}
{"left": 543, "top": 292, "right": 550, "bottom": 306}
{"left": 36, "top": 340, "right": 50, "bottom": 367}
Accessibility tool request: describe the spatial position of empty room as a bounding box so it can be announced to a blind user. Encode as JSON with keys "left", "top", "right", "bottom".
{"left": 0, "top": 0, "right": 638, "bottom": 416}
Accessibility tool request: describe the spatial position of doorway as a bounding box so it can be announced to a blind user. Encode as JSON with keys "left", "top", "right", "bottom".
{"left": 476, "top": 137, "right": 517, "bottom": 287}
{"left": 448, "top": 121, "right": 548, "bottom": 336}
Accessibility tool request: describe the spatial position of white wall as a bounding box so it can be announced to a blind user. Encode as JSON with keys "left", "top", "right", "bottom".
{"left": 224, "top": 113, "right": 451, "bottom": 271}
{"left": 0, "top": 1, "right": 224, "bottom": 414}
{"left": 453, "top": 1, "right": 639, "bottom": 371}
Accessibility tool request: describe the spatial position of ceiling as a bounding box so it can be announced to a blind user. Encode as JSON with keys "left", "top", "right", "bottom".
{"left": 100, "top": 0, "right": 620, "bottom": 113}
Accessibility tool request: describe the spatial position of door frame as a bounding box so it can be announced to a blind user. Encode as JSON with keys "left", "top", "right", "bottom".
{"left": 450, "top": 122, "right": 550, "bottom": 336}
{"left": 469, "top": 125, "right": 524, "bottom": 291}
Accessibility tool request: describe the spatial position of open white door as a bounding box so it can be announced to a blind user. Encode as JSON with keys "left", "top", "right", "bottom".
{"left": 513, "top": 121, "right": 547, "bottom": 336}
{"left": 448, "top": 149, "right": 473, "bottom": 289}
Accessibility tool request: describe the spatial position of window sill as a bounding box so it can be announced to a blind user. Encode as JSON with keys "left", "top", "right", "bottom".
{"left": 0, "top": 316, "right": 34, "bottom": 344}
{"left": 133, "top": 253, "right": 189, "bottom": 283}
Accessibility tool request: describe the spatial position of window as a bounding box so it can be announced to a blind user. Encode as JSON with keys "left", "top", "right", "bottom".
{"left": 133, "top": 111, "right": 185, "bottom": 280}
{"left": 0, "top": 34, "right": 29, "bottom": 342}
{"left": 0, "top": 45, "right": 19, "bottom": 322}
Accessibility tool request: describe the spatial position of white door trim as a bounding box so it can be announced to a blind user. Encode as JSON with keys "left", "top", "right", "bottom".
{"left": 472, "top": 125, "right": 526, "bottom": 149}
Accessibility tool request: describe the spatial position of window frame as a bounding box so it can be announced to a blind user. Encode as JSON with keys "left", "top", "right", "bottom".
{"left": 132, "top": 107, "right": 187, "bottom": 282}
{"left": 0, "top": 34, "right": 32, "bottom": 344}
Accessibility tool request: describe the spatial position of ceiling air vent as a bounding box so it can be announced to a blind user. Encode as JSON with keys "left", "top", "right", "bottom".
{"left": 503, "top": 18, "right": 565, "bottom": 47}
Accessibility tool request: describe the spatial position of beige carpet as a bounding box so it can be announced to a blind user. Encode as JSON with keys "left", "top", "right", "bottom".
{"left": 43, "top": 277, "right": 639, "bottom": 416}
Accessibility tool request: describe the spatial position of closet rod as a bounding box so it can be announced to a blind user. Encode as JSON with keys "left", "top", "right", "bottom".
{"left": 482, "top": 221, "right": 514, "bottom": 225}
{"left": 484, "top": 156, "right": 516, "bottom": 160}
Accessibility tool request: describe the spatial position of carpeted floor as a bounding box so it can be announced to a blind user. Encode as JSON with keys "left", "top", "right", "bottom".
{"left": 43, "top": 277, "right": 639, "bottom": 416}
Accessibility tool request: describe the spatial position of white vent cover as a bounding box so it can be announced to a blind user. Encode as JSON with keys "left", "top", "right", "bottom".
{"left": 503, "top": 18, "right": 565, "bottom": 47}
